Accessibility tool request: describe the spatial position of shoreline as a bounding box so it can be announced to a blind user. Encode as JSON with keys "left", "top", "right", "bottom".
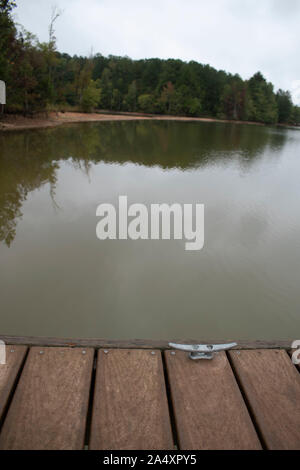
{"left": 0, "top": 110, "right": 274, "bottom": 132}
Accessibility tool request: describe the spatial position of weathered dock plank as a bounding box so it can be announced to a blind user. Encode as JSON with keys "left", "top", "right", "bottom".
{"left": 0, "top": 334, "right": 292, "bottom": 350}
{"left": 0, "top": 340, "right": 299, "bottom": 450}
{"left": 164, "top": 350, "right": 261, "bottom": 450}
{"left": 0, "top": 346, "right": 27, "bottom": 424}
{"left": 229, "top": 349, "right": 300, "bottom": 450}
{"left": 0, "top": 347, "right": 94, "bottom": 450}
{"left": 90, "top": 349, "right": 173, "bottom": 450}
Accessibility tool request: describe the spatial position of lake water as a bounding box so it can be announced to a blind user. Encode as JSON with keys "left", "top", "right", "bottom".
{"left": 0, "top": 120, "right": 299, "bottom": 340}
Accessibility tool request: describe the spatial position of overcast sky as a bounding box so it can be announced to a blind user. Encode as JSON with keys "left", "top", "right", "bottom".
{"left": 14, "top": 0, "right": 300, "bottom": 104}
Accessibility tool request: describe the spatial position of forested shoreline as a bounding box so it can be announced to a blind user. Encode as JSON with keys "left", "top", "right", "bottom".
{"left": 1, "top": 1, "right": 299, "bottom": 125}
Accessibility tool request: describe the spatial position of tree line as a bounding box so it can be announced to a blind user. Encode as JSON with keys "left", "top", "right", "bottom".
{"left": 1, "top": 0, "right": 299, "bottom": 125}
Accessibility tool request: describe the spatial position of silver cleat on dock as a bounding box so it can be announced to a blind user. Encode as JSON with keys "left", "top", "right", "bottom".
{"left": 168, "top": 342, "right": 238, "bottom": 360}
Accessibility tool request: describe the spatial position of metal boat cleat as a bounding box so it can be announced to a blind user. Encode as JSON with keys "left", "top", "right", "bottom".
{"left": 168, "top": 342, "right": 238, "bottom": 360}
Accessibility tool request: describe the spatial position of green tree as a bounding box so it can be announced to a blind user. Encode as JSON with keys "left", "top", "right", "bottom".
{"left": 99, "top": 67, "right": 113, "bottom": 109}
{"left": 81, "top": 79, "right": 101, "bottom": 112}
{"left": 111, "top": 88, "right": 122, "bottom": 111}
{"left": 248, "top": 73, "right": 278, "bottom": 124}
{"left": 187, "top": 97, "right": 202, "bottom": 116}
{"left": 291, "top": 106, "right": 300, "bottom": 125}
{"left": 10, "top": 29, "right": 40, "bottom": 113}
{"left": 124, "top": 80, "right": 137, "bottom": 111}
{"left": 138, "top": 93, "right": 155, "bottom": 113}
{"left": 276, "top": 90, "right": 293, "bottom": 123}
{"left": 160, "top": 81, "right": 176, "bottom": 114}
{"left": 76, "top": 58, "right": 94, "bottom": 105}
{"left": 219, "top": 77, "right": 248, "bottom": 120}
{"left": 0, "top": 0, "right": 17, "bottom": 81}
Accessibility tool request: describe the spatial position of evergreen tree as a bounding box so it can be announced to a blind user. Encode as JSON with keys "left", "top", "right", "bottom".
{"left": 276, "top": 90, "right": 293, "bottom": 123}
{"left": 248, "top": 73, "right": 278, "bottom": 124}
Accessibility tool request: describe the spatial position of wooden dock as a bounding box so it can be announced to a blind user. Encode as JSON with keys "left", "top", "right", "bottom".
{"left": 0, "top": 337, "right": 299, "bottom": 450}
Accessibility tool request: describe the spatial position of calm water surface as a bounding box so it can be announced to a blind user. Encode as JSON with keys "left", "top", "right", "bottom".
{"left": 0, "top": 121, "right": 299, "bottom": 340}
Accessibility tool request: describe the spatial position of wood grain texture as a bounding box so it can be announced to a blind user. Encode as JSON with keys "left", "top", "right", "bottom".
{"left": 229, "top": 349, "right": 300, "bottom": 450}
{"left": 90, "top": 349, "right": 173, "bottom": 450}
{"left": 0, "top": 347, "right": 94, "bottom": 450}
{"left": 0, "top": 335, "right": 292, "bottom": 350}
{"left": 0, "top": 346, "right": 27, "bottom": 423}
{"left": 165, "top": 350, "right": 261, "bottom": 450}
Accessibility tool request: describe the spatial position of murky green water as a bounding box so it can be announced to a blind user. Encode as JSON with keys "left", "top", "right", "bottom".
{"left": 0, "top": 120, "right": 299, "bottom": 340}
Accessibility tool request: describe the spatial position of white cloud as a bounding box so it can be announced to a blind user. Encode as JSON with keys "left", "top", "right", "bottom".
{"left": 14, "top": 0, "right": 300, "bottom": 102}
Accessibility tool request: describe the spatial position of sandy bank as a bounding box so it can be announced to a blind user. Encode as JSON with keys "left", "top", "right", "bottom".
{"left": 0, "top": 111, "right": 267, "bottom": 132}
